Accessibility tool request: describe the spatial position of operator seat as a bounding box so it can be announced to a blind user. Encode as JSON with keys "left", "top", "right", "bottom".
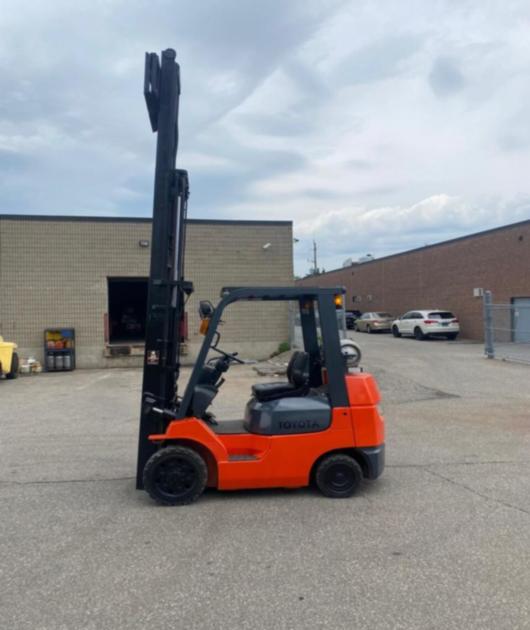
{"left": 251, "top": 351, "right": 310, "bottom": 403}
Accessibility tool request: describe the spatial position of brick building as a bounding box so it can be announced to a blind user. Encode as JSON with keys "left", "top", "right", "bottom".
{"left": 297, "top": 220, "right": 530, "bottom": 340}
{"left": 0, "top": 215, "right": 293, "bottom": 367}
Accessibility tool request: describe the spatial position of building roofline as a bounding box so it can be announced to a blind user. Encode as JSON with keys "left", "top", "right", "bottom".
{"left": 0, "top": 213, "right": 292, "bottom": 227}
{"left": 304, "top": 218, "right": 530, "bottom": 279}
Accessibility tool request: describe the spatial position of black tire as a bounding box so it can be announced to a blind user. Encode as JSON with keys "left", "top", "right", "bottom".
{"left": 414, "top": 327, "right": 426, "bottom": 341}
{"left": 392, "top": 326, "right": 401, "bottom": 338}
{"left": 446, "top": 333, "right": 458, "bottom": 340}
{"left": 143, "top": 445, "right": 207, "bottom": 506}
{"left": 6, "top": 352, "right": 19, "bottom": 379}
{"left": 315, "top": 454, "right": 363, "bottom": 498}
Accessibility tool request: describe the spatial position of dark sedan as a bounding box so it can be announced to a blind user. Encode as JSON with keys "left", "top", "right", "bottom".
{"left": 345, "top": 310, "right": 362, "bottom": 329}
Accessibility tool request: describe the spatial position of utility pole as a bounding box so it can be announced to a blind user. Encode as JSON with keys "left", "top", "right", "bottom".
{"left": 312, "top": 240, "right": 318, "bottom": 275}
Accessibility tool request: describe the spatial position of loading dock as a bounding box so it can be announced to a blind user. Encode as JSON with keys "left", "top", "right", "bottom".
{"left": 107, "top": 277, "right": 148, "bottom": 344}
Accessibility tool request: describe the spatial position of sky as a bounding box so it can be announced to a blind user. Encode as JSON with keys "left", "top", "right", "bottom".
{"left": 1, "top": 0, "right": 530, "bottom": 276}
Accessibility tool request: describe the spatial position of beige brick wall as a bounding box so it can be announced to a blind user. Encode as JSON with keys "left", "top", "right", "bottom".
{"left": 0, "top": 217, "right": 293, "bottom": 367}
{"left": 297, "top": 220, "right": 530, "bottom": 341}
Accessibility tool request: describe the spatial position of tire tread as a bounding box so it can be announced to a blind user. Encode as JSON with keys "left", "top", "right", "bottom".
{"left": 143, "top": 445, "right": 207, "bottom": 506}
{"left": 315, "top": 453, "right": 363, "bottom": 498}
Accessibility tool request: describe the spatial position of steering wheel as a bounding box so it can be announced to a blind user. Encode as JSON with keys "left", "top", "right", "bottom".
{"left": 209, "top": 346, "right": 245, "bottom": 365}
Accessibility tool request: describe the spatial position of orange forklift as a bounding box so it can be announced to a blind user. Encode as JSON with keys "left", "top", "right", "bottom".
{"left": 136, "top": 50, "right": 385, "bottom": 505}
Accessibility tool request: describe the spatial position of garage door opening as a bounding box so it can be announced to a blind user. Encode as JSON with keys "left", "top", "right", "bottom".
{"left": 108, "top": 278, "right": 148, "bottom": 343}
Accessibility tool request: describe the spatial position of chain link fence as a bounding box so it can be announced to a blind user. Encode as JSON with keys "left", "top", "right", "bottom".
{"left": 483, "top": 291, "right": 530, "bottom": 364}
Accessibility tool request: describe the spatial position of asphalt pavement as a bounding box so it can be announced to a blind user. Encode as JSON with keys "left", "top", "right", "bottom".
{"left": 1, "top": 335, "right": 529, "bottom": 629}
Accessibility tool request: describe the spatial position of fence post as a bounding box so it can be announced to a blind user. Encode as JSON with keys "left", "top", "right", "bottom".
{"left": 340, "top": 308, "right": 347, "bottom": 339}
{"left": 483, "top": 290, "right": 494, "bottom": 359}
{"left": 288, "top": 301, "right": 295, "bottom": 349}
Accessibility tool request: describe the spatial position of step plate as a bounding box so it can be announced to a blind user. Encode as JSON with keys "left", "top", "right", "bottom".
{"left": 228, "top": 454, "right": 258, "bottom": 462}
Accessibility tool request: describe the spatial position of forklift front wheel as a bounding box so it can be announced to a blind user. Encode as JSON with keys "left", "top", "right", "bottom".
{"left": 143, "top": 446, "right": 207, "bottom": 506}
{"left": 315, "top": 454, "right": 363, "bottom": 498}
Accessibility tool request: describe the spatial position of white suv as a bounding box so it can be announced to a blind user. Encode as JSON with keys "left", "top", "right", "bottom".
{"left": 391, "top": 310, "right": 460, "bottom": 340}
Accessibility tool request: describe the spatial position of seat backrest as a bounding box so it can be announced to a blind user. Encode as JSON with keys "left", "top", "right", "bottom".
{"left": 286, "top": 351, "right": 310, "bottom": 388}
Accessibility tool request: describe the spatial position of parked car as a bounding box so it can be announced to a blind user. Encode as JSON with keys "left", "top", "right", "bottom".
{"left": 391, "top": 310, "right": 460, "bottom": 340}
{"left": 354, "top": 312, "right": 394, "bottom": 333}
{"left": 345, "top": 310, "right": 362, "bottom": 329}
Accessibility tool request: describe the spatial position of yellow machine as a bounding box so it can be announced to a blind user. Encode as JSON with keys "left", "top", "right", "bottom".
{"left": 0, "top": 336, "right": 19, "bottom": 379}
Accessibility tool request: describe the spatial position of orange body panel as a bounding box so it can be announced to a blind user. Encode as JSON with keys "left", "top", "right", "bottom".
{"left": 149, "top": 372, "right": 385, "bottom": 491}
{"left": 345, "top": 372, "right": 385, "bottom": 446}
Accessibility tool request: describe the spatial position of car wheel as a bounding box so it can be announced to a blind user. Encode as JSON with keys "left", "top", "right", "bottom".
{"left": 392, "top": 326, "right": 401, "bottom": 338}
{"left": 315, "top": 454, "right": 363, "bottom": 498}
{"left": 446, "top": 333, "right": 458, "bottom": 340}
{"left": 414, "top": 327, "right": 426, "bottom": 341}
{"left": 367, "top": 325, "right": 372, "bottom": 334}
{"left": 6, "top": 352, "right": 19, "bottom": 379}
{"left": 143, "top": 446, "right": 207, "bottom": 506}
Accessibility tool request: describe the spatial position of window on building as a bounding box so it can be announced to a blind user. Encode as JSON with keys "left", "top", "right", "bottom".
{"left": 108, "top": 278, "right": 148, "bottom": 343}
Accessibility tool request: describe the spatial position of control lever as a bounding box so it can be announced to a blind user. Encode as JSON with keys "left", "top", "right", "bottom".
{"left": 210, "top": 346, "right": 245, "bottom": 364}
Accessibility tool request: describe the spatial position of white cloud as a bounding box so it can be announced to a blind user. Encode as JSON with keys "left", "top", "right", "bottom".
{"left": 292, "top": 194, "right": 530, "bottom": 273}
{"left": 0, "top": 0, "right": 529, "bottom": 274}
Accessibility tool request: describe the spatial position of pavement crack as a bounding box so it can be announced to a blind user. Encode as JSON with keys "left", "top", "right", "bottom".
{"left": 392, "top": 396, "right": 459, "bottom": 406}
{"left": 0, "top": 476, "right": 135, "bottom": 486}
{"left": 388, "top": 459, "right": 530, "bottom": 468}
{"left": 5, "top": 461, "right": 526, "bottom": 487}
{"left": 424, "top": 468, "right": 530, "bottom": 517}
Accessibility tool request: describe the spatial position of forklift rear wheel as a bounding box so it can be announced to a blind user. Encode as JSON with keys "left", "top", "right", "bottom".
{"left": 143, "top": 446, "right": 207, "bottom": 506}
{"left": 6, "top": 352, "right": 19, "bottom": 379}
{"left": 315, "top": 454, "right": 363, "bottom": 498}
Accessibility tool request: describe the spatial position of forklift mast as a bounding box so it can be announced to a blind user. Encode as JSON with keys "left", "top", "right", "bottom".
{"left": 136, "top": 49, "right": 192, "bottom": 488}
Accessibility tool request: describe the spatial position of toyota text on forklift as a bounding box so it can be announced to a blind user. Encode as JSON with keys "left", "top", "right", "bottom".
{"left": 136, "top": 49, "right": 385, "bottom": 506}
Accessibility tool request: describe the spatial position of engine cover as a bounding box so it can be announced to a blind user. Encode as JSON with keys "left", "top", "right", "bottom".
{"left": 244, "top": 395, "right": 331, "bottom": 435}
